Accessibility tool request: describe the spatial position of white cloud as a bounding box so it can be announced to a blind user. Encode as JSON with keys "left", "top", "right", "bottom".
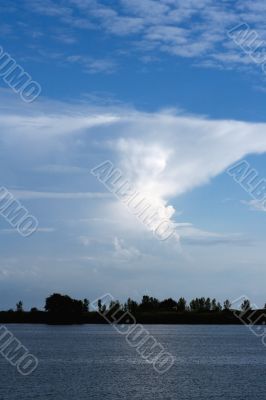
{"left": 2, "top": 94, "right": 266, "bottom": 242}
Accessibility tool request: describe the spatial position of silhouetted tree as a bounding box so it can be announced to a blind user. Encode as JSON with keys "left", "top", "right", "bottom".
{"left": 109, "top": 300, "right": 120, "bottom": 312}
{"left": 176, "top": 297, "right": 187, "bottom": 312}
{"left": 83, "top": 299, "right": 89, "bottom": 313}
{"left": 205, "top": 298, "right": 211, "bottom": 311}
{"left": 190, "top": 298, "right": 198, "bottom": 311}
{"left": 223, "top": 299, "right": 231, "bottom": 310}
{"left": 211, "top": 299, "right": 217, "bottom": 310}
{"left": 126, "top": 298, "right": 138, "bottom": 313}
{"left": 140, "top": 295, "right": 159, "bottom": 311}
{"left": 45, "top": 293, "right": 83, "bottom": 315}
{"left": 16, "top": 301, "right": 23, "bottom": 313}
{"left": 97, "top": 299, "right": 102, "bottom": 313}
{"left": 210, "top": 299, "right": 222, "bottom": 312}
{"left": 159, "top": 298, "right": 177, "bottom": 311}
{"left": 190, "top": 297, "right": 210, "bottom": 312}
{"left": 241, "top": 299, "right": 251, "bottom": 311}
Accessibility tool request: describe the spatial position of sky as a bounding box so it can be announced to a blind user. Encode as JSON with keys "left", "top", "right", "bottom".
{"left": 1, "top": 0, "right": 266, "bottom": 309}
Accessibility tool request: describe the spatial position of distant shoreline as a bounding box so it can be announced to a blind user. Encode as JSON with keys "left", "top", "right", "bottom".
{"left": 0, "top": 310, "right": 265, "bottom": 325}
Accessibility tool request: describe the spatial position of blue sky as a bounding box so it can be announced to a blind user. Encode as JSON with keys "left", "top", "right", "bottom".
{"left": 1, "top": 0, "right": 266, "bottom": 309}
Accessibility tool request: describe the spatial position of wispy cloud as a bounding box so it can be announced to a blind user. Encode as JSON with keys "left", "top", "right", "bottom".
{"left": 10, "top": 190, "right": 112, "bottom": 200}
{"left": 113, "top": 237, "right": 141, "bottom": 261}
{"left": 67, "top": 55, "right": 117, "bottom": 74}
{"left": 242, "top": 199, "right": 266, "bottom": 212}
{"left": 34, "top": 164, "right": 88, "bottom": 174}
{"left": 0, "top": 228, "right": 55, "bottom": 234}
{"left": 53, "top": 32, "right": 77, "bottom": 44}
{"left": 22, "top": 0, "right": 266, "bottom": 74}
{"left": 177, "top": 223, "right": 252, "bottom": 246}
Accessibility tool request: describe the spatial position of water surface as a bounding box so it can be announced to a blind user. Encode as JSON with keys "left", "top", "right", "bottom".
{"left": 0, "top": 324, "right": 265, "bottom": 399}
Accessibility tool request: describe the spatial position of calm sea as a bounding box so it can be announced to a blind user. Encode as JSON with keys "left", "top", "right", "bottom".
{"left": 0, "top": 324, "right": 266, "bottom": 399}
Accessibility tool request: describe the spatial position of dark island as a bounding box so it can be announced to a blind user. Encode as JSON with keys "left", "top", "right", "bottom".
{"left": 0, "top": 293, "right": 265, "bottom": 326}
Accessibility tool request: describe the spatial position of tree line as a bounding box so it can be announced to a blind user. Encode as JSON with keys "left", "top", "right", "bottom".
{"left": 0, "top": 294, "right": 263, "bottom": 325}
{"left": 8, "top": 294, "right": 256, "bottom": 314}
